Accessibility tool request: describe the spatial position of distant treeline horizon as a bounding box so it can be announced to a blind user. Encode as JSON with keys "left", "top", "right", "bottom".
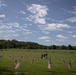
{"left": 0, "top": 39, "right": 76, "bottom": 50}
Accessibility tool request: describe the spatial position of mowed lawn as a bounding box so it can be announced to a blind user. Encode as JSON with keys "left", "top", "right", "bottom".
{"left": 0, "top": 49, "right": 76, "bottom": 75}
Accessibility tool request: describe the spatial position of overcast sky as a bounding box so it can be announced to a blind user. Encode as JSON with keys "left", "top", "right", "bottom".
{"left": 0, "top": 0, "right": 76, "bottom": 46}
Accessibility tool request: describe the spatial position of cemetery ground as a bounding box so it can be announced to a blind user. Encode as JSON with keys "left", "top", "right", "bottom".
{"left": 0, "top": 49, "right": 76, "bottom": 75}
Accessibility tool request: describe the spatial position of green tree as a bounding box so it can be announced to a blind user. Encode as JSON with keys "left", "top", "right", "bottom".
{"left": 52, "top": 45, "right": 57, "bottom": 49}
{"left": 68, "top": 45, "right": 73, "bottom": 50}
{"left": 61, "top": 45, "right": 67, "bottom": 50}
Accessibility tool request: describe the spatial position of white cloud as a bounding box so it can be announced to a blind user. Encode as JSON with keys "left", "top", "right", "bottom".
{"left": 56, "top": 34, "right": 67, "bottom": 39}
{"left": 14, "top": 22, "right": 20, "bottom": 28}
{"left": 42, "top": 31, "right": 50, "bottom": 34}
{"left": 62, "top": 6, "right": 76, "bottom": 15}
{"left": 38, "top": 36, "right": 53, "bottom": 43}
{"left": 68, "top": 31, "right": 73, "bottom": 34}
{"left": 0, "top": 22, "right": 12, "bottom": 30}
{"left": 1, "top": 30, "right": 15, "bottom": 33}
{"left": 72, "top": 6, "right": 76, "bottom": 14}
{"left": 38, "top": 36, "right": 50, "bottom": 40}
{"left": 0, "top": 0, "right": 7, "bottom": 8}
{"left": 42, "top": 23, "right": 70, "bottom": 31}
{"left": 0, "top": 30, "right": 15, "bottom": 34}
{"left": 0, "top": 21, "right": 33, "bottom": 40}
{"left": 67, "top": 17, "right": 76, "bottom": 22}
{"left": 57, "top": 24, "right": 70, "bottom": 28}
{"left": 72, "top": 35, "right": 76, "bottom": 38}
{"left": 25, "top": 32, "right": 32, "bottom": 34}
{"left": 0, "top": 25, "right": 12, "bottom": 30}
{"left": 7, "top": 22, "right": 20, "bottom": 28}
{"left": 73, "top": 6, "right": 76, "bottom": 10}
{"left": 0, "top": 29, "right": 19, "bottom": 40}
{"left": 12, "top": 34, "right": 19, "bottom": 36}
{"left": 6, "top": 22, "right": 32, "bottom": 35}
{"left": 66, "top": 6, "right": 76, "bottom": 14}
{"left": 45, "top": 39, "right": 52, "bottom": 42}
{"left": 19, "top": 10, "right": 26, "bottom": 14}
{"left": 27, "top": 4, "right": 48, "bottom": 24}
{"left": 35, "top": 17, "right": 46, "bottom": 24}
{"left": 23, "top": 30, "right": 32, "bottom": 35}
{"left": 57, "top": 39, "right": 67, "bottom": 42}
{"left": 0, "top": 22, "right": 20, "bottom": 37}
{"left": 27, "top": 4, "right": 48, "bottom": 17}
{"left": 0, "top": 14, "right": 5, "bottom": 18}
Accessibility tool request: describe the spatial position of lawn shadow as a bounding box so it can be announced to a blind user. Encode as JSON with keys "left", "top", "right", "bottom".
{"left": 15, "top": 71, "right": 30, "bottom": 75}
{"left": 69, "top": 71, "right": 76, "bottom": 73}
{"left": 0, "top": 67, "right": 14, "bottom": 75}
{"left": 45, "top": 70, "right": 58, "bottom": 75}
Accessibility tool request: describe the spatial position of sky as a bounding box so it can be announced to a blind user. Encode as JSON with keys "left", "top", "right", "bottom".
{"left": 0, "top": 0, "right": 76, "bottom": 46}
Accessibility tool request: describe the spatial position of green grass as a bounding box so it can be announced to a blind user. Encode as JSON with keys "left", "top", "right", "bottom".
{"left": 0, "top": 49, "right": 76, "bottom": 75}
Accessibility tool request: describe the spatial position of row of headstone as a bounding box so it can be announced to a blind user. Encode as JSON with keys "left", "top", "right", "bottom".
{"left": 48, "top": 59, "right": 73, "bottom": 71}
{"left": 6, "top": 54, "right": 74, "bottom": 71}
{"left": 14, "top": 58, "right": 72, "bottom": 71}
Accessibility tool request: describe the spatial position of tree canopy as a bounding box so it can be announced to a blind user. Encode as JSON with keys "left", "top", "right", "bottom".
{"left": 0, "top": 39, "right": 76, "bottom": 50}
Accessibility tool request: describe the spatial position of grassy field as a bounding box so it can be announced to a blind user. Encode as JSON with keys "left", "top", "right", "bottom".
{"left": 0, "top": 49, "right": 76, "bottom": 75}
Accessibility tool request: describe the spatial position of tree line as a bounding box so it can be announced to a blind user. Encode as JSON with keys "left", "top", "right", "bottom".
{"left": 0, "top": 39, "right": 76, "bottom": 50}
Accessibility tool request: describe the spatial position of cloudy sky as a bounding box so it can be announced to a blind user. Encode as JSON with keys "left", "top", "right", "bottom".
{"left": 0, "top": 0, "right": 76, "bottom": 46}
